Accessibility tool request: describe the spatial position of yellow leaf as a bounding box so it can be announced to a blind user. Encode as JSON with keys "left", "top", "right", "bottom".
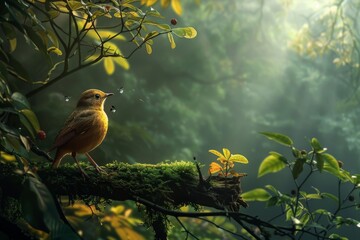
{"left": 103, "top": 42, "right": 118, "bottom": 54}
{"left": 86, "top": 30, "right": 126, "bottom": 42}
{"left": 124, "top": 209, "right": 132, "bottom": 217}
{"left": 161, "top": 0, "right": 170, "bottom": 8}
{"left": 47, "top": 46, "right": 63, "bottom": 55}
{"left": 167, "top": 33, "right": 176, "bottom": 49}
{"left": 145, "top": 0, "right": 157, "bottom": 6}
{"left": 145, "top": 43, "right": 152, "bottom": 54}
{"left": 209, "top": 149, "right": 225, "bottom": 159}
{"left": 104, "top": 57, "right": 115, "bottom": 75}
{"left": 114, "top": 56, "right": 130, "bottom": 70}
{"left": 0, "top": 151, "right": 16, "bottom": 162}
{"left": 51, "top": 1, "right": 69, "bottom": 12}
{"left": 9, "top": 38, "right": 17, "bottom": 53}
{"left": 172, "top": 27, "right": 197, "bottom": 39}
{"left": 171, "top": 0, "right": 182, "bottom": 15}
{"left": 223, "top": 148, "right": 231, "bottom": 160}
{"left": 229, "top": 154, "right": 249, "bottom": 164}
{"left": 111, "top": 205, "right": 125, "bottom": 214}
{"left": 209, "top": 162, "right": 223, "bottom": 174}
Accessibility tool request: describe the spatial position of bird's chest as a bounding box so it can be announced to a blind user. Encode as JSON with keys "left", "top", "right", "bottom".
{"left": 75, "top": 111, "right": 109, "bottom": 152}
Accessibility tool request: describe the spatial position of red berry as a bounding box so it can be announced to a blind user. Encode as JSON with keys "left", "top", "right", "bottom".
{"left": 171, "top": 18, "right": 177, "bottom": 25}
{"left": 37, "top": 130, "right": 46, "bottom": 140}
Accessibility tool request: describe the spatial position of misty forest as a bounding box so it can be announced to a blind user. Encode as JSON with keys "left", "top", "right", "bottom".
{"left": 2, "top": 0, "right": 360, "bottom": 239}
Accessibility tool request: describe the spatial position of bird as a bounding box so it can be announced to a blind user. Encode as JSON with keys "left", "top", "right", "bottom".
{"left": 50, "top": 89, "right": 113, "bottom": 176}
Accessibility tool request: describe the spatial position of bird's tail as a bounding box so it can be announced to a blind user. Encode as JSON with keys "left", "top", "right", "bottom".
{"left": 52, "top": 149, "right": 67, "bottom": 168}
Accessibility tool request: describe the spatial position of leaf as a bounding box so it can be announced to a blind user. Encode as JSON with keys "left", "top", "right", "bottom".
{"left": 305, "top": 193, "right": 322, "bottom": 199}
{"left": 2, "top": 22, "right": 17, "bottom": 52}
{"left": 241, "top": 188, "right": 271, "bottom": 201}
{"left": 11, "top": 92, "right": 31, "bottom": 110}
{"left": 143, "top": 21, "right": 170, "bottom": 30}
{"left": 114, "top": 56, "right": 130, "bottom": 70}
{"left": 144, "top": 31, "right": 159, "bottom": 42}
{"left": 260, "top": 132, "right": 293, "bottom": 147}
{"left": 209, "top": 149, "right": 225, "bottom": 160}
{"left": 23, "top": 25, "right": 47, "bottom": 53}
{"left": 311, "top": 138, "right": 322, "bottom": 152}
{"left": 19, "top": 109, "right": 41, "bottom": 137}
{"left": 104, "top": 57, "right": 115, "bottom": 75}
{"left": 47, "top": 46, "right": 63, "bottom": 55}
{"left": 300, "top": 212, "right": 311, "bottom": 226}
{"left": 161, "top": 0, "right": 170, "bottom": 8}
{"left": 167, "top": 32, "right": 176, "bottom": 49}
{"left": 258, "top": 153, "right": 287, "bottom": 177}
{"left": 328, "top": 234, "right": 349, "bottom": 240}
{"left": 322, "top": 153, "right": 340, "bottom": 172}
{"left": 171, "top": 0, "right": 182, "bottom": 15}
{"left": 315, "top": 153, "right": 324, "bottom": 172}
{"left": 266, "top": 196, "right": 279, "bottom": 207}
{"left": 145, "top": 43, "right": 152, "bottom": 54}
{"left": 292, "top": 158, "right": 306, "bottom": 179}
{"left": 20, "top": 176, "right": 80, "bottom": 239}
{"left": 321, "top": 193, "right": 339, "bottom": 203}
{"left": 209, "top": 162, "right": 223, "bottom": 174}
{"left": 222, "top": 148, "right": 231, "bottom": 160}
{"left": 229, "top": 169, "right": 247, "bottom": 177}
{"left": 19, "top": 134, "right": 30, "bottom": 151}
{"left": 229, "top": 154, "right": 249, "bottom": 164}
{"left": 172, "top": 27, "right": 197, "bottom": 39}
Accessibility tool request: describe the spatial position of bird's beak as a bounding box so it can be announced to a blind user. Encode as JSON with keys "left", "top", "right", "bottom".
{"left": 105, "top": 93, "right": 114, "bottom": 98}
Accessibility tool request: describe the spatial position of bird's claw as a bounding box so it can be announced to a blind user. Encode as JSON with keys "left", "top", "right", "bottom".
{"left": 95, "top": 165, "right": 108, "bottom": 175}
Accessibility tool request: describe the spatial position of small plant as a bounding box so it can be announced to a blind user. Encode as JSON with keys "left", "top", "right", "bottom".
{"left": 208, "top": 148, "right": 249, "bottom": 177}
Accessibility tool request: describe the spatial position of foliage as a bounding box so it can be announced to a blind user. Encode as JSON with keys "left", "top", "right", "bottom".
{"left": 63, "top": 201, "right": 149, "bottom": 240}
{"left": 240, "top": 132, "right": 360, "bottom": 239}
{"left": 208, "top": 148, "right": 248, "bottom": 177}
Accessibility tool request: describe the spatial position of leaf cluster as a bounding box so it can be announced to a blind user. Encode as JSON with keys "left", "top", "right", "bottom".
{"left": 240, "top": 132, "right": 360, "bottom": 239}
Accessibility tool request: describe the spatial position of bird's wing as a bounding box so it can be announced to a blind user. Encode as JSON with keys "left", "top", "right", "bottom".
{"left": 50, "top": 110, "right": 94, "bottom": 150}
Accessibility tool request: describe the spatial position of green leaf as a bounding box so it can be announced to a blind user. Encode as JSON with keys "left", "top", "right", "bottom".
{"left": 264, "top": 185, "right": 279, "bottom": 194}
{"left": 143, "top": 20, "right": 170, "bottom": 30}
{"left": 321, "top": 193, "right": 339, "bottom": 203}
{"left": 11, "top": 92, "right": 30, "bottom": 110}
{"left": 19, "top": 109, "right": 40, "bottom": 137}
{"left": 259, "top": 132, "right": 293, "bottom": 147}
{"left": 300, "top": 212, "right": 311, "bottom": 226}
{"left": 167, "top": 32, "right": 176, "bottom": 49}
{"left": 305, "top": 193, "right": 322, "bottom": 199}
{"left": 315, "top": 153, "right": 324, "bottom": 172}
{"left": 322, "top": 153, "right": 340, "bottom": 172}
{"left": 172, "top": 27, "right": 197, "bottom": 39}
{"left": 241, "top": 188, "right": 271, "bottom": 201}
{"left": 311, "top": 138, "right": 322, "bottom": 151}
{"left": 329, "top": 234, "right": 349, "bottom": 240}
{"left": 292, "top": 158, "right": 306, "bottom": 179}
{"left": 266, "top": 196, "right": 279, "bottom": 207}
{"left": 20, "top": 176, "right": 80, "bottom": 239}
{"left": 258, "top": 153, "right": 287, "bottom": 177}
{"left": 23, "top": 25, "right": 47, "bottom": 53}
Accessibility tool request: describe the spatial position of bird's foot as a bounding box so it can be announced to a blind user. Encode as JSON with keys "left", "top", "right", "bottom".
{"left": 95, "top": 165, "right": 108, "bottom": 175}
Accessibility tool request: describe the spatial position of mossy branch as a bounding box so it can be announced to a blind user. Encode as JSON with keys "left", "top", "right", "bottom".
{"left": 0, "top": 161, "right": 247, "bottom": 211}
{"left": 0, "top": 161, "right": 248, "bottom": 240}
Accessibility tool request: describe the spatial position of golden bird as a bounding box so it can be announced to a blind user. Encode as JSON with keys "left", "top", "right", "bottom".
{"left": 51, "top": 89, "right": 113, "bottom": 175}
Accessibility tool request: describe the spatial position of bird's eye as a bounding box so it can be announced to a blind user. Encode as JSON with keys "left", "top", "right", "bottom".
{"left": 95, "top": 94, "right": 100, "bottom": 100}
